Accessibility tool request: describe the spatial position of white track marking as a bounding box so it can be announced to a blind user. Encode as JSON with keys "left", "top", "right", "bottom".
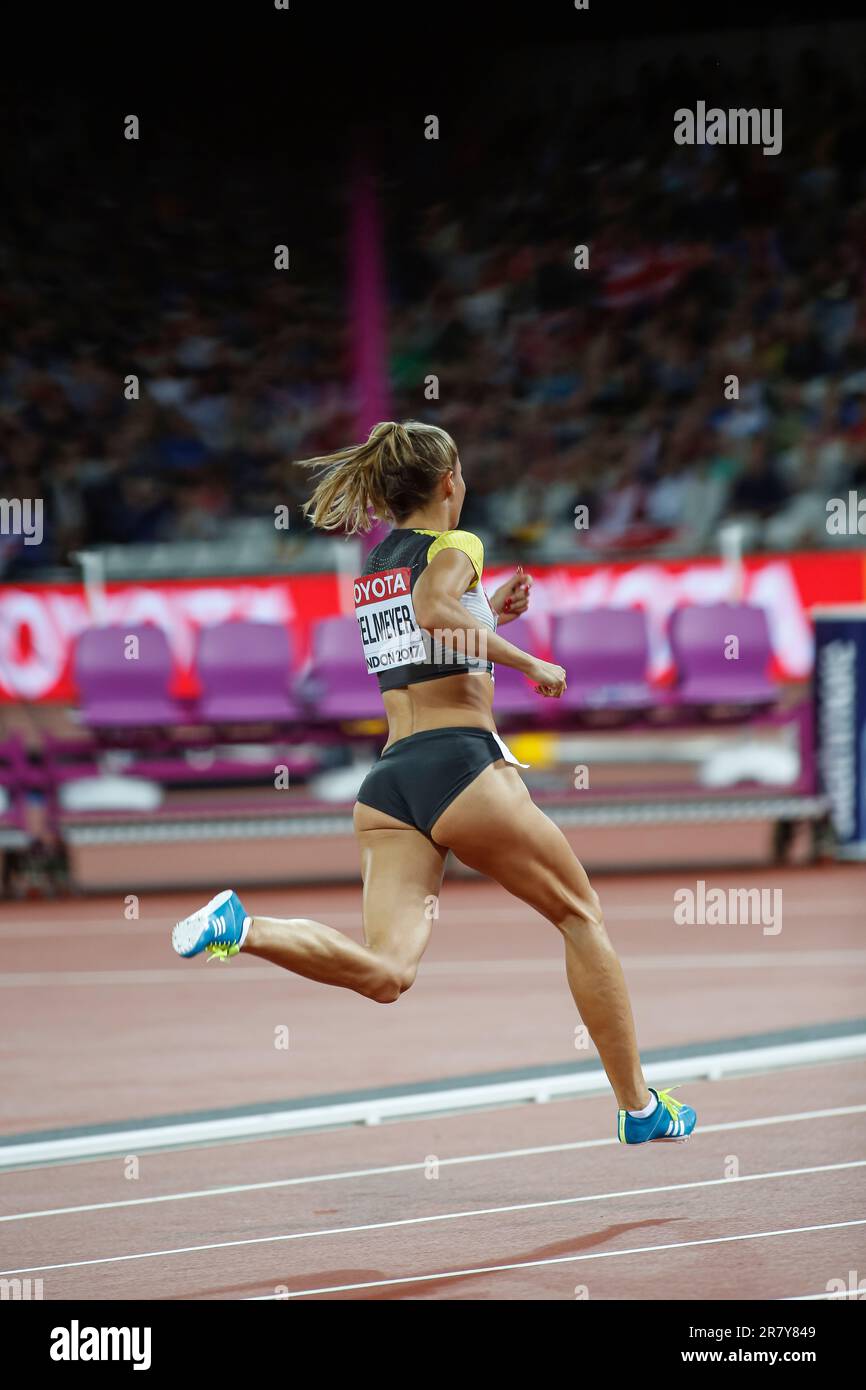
{"left": 0, "top": 895, "right": 863, "bottom": 940}
{"left": 3, "top": 951, "right": 866, "bottom": 988}
{"left": 247, "top": 1220, "right": 866, "bottom": 1298}
{"left": 2, "top": 1103, "right": 865, "bottom": 1218}
{"left": 0, "top": 968, "right": 279, "bottom": 987}
{"left": 784, "top": 1289, "right": 866, "bottom": 1300}
{"left": 433, "top": 951, "right": 866, "bottom": 972}
{"left": 2, "top": 1162, "right": 864, "bottom": 1278}
{"left": 3, "top": 1041, "right": 866, "bottom": 1169}
{"left": 1, "top": 1156, "right": 861, "bottom": 1273}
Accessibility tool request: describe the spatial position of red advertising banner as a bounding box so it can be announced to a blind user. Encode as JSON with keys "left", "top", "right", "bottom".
{"left": 0, "top": 574, "right": 342, "bottom": 703}
{"left": 0, "top": 552, "right": 863, "bottom": 702}
{"left": 483, "top": 551, "right": 866, "bottom": 684}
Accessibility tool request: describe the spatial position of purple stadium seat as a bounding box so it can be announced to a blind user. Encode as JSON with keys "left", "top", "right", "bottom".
{"left": 492, "top": 617, "right": 549, "bottom": 719}
{"left": 298, "top": 616, "right": 386, "bottom": 720}
{"left": 551, "top": 608, "right": 654, "bottom": 711}
{"left": 0, "top": 734, "right": 30, "bottom": 846}
{"left": 73, "top": 625, "right": 189, "bottom": 729}
{"left": 669, "top": 603, "right": 776, "bottom": 706}
{"left": 195, "top": 621, "right": 304, "bottom": 724}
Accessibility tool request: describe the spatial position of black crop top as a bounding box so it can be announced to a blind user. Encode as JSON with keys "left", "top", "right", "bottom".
{"left": 353, "top": 528, "right": 497, "bottom": 692}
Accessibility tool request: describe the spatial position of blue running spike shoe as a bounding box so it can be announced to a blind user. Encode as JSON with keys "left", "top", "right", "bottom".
{"left": 172, "top": 889, "right": 249, "bottom": 961}
{"left": 618, "top": 1087, "right": 697, "bottom": 1144}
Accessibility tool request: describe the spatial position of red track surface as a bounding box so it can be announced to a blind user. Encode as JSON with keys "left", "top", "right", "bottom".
{"left": 1, "top": 863, "right": 865, "bottom": 1299}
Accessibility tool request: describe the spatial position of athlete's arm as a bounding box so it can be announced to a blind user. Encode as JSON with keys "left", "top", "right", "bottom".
{"left": 413, "top": 548, "right": 566, "bottom": 694}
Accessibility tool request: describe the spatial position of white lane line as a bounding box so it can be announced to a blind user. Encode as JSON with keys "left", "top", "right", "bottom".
{"left": 434, "top": 952, "right": 866, "bottom": 972}
{"left": 0, "top": 968, "right": 278, "bottom": 987}
{"left": 3, "top": 952, "right": 866, "bottom": 988}
{"left": 1, "top": 896, "right": 863, "bottom": 940}
{"left": 3, "top": 1042, "right": 866, "bottom": 1170}
{"left": 247, "top": 1220, "right": 866, "bottom": 1299}
{"left": 784, "top": 1289, "right": 866, "bottom": 1300}
{"left": 2, "top": 1162, "right": 863, "bottom": 1278}
{"left": 431, "top": 952, "right": 866, "bottom": 972}
{"left": 3, "top": 1103, "right": 865, "bottom": 1220}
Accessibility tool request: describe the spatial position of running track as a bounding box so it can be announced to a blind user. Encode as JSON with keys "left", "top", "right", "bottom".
{"left": 1, "top": 863, "right": 864, "bottom": 1300}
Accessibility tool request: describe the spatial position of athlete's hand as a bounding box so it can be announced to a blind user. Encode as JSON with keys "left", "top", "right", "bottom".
{"left": 526, "top": 657, "right": 567, "bottom": 698}
{"left": 491, "top": 566, "right": 532, "bottom": 624}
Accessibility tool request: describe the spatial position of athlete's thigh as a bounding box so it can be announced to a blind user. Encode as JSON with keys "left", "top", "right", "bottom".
{"left": 430, "top": 760, "right": 599, "bottom": 926}
{"left": 354, "top": 800, "right": 448, "bottom": 965}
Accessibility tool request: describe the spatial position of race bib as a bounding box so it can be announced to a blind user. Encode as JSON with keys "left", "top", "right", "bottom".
{"left": 354, "top": 568, "right": 426, "bottom": 675}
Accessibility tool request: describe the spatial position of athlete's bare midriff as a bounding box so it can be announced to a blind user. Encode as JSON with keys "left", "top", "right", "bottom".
{"left": 381, "top": 672, "right": 496, "bottom": 749}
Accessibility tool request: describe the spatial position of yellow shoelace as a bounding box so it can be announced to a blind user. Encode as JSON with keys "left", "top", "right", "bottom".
{"left": 656, "top": 1086, "right": 685, "bottom": 1122}
{"left": 206, "top": 942, "right": 240, "bottom": 962}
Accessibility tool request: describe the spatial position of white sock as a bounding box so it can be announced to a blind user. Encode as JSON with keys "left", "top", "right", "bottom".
{"left": 628, "top": 1092, "right": 658, "bottom": 1119}
{"left": 240, "top": 915, "right": 252, "bottom": 949}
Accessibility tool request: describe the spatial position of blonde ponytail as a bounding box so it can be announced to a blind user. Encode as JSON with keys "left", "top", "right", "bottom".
{"left": 298, "top": 420, "right": 457, "bottom": 534}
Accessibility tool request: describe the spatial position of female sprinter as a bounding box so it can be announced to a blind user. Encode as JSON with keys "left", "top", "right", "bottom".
{"left": 172, "top": 421, "right": 696, "bottom": 1144}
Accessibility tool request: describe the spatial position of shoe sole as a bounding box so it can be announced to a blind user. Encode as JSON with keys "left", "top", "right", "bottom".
{"left": 172, "top": 889, "right": 235, "bottom": 957}
{"left": 624, "top": 1123, "right": 696, "bottom": 1144}
{"left": 623, "top": 1134, "right": 693, "bottom": 1145}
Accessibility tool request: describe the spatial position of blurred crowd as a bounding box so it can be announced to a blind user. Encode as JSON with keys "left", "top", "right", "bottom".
{"left": 3, "top": 33, "right": 866, "bottom": 578}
